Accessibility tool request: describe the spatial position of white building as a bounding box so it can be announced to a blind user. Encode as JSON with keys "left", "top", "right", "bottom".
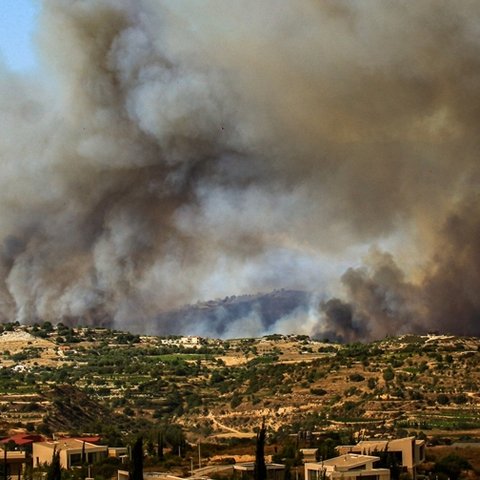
{"left": 337, "top": 436, "right": 425, "bottom": 479}
{"left": 305, "top": 454, "right": 390, "bottom": 480}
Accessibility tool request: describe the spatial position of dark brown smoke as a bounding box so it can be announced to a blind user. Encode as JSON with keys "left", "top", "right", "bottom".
{"left": 1, "top": 1, "right": 480, "bottom": 338}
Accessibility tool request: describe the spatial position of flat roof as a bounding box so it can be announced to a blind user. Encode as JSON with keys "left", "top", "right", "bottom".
{"left": 35, "top": 439, "right": 107, "bottom": 451}
{"left": 357, "top": 436, "right": 417, "bottom": 447}
{"left": 1, "top": 451, "right": 26, "bottom": 461}
{"left": 234, "top": 463, "right": 285, "bottom": 471}
{"left": 308, "top": 454, "right": 379, "bottom": 470}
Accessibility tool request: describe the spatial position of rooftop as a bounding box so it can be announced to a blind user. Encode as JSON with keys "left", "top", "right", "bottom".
{"left": 234, "top": 463, "right": 285, "bottom": 471}
{"left": 35, "top": 439, "right": 105, "bottom": 451}
{"left": 0, "top": 433, "right": 43, "bottom": 446}
{"left": 355, "top": 436, "right": 425, "bottom": 448}
{"left": 0, "top": 451, "right": 26, "bottom": 461}
{"left": 321, "top": 454, "right": 379, "bottom": 470}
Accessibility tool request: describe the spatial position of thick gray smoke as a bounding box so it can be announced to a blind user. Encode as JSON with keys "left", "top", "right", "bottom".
{"left": 1, "top": 0, "right": 480, "bottom": 339}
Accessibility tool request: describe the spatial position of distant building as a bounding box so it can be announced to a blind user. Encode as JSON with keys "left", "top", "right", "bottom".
{"left": 233, "top": 462, "right": 285, "bottom": 480}
{"left": 337, "top": 437, "right": 425, "bottom": 479}
{"left": 300, "top": 448, "right": 318, "bottom": 463}
{"left": 108, "top": 446, "right": 128, "bottom": 458}
{"left": 305, "top": 454, "right": 390, "bottom": 480}
{"left": 0, "top": 450, "right": 27, "bottom": 479}
{"left": 159, "top": 336, "right": 201, "bottom": 348}
{"left": 33, "top": 439, "right": 108, "bottom": 469}
{"left": 118, "top": 470, "right": 183, "bottom": 480}
{"left": 0, "top": 433, "right": 43, "bottom": 452}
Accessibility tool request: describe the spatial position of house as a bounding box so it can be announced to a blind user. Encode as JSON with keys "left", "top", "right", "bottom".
{"left": 74, "top": 436, "right": 102, "bottom": 444}
{"left": 159, "top": 336, "right": 201, "bottom": 348}
{"left": 0, "top": 450, "right": 27, "bottom": 479}
{"left": 32, "top": 438, "right": 108, "bottom": 469}
{"left": 337, "top": 437, "right": 425, "bottom": 479}
{"left": 0, "top": 434, "right": 44, "bottom": 453}
{"left": 108, "top": 446, "right": 128, "bottom": 458}
{"left": 233, "top": 462, "right": 285, "bottom": 480}
{"left": 300, "top": 449, "right": 318, "bottom": 463}
{"left": 305, "top": 454, "right": 390, "bottom": 480}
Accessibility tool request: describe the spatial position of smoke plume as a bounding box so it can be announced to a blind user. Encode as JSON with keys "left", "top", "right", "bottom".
{"left": 1, "top": 0, "right": 480, "bottom": 339}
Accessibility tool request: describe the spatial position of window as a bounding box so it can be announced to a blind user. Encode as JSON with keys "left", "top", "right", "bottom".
{"left": 70, "top": 453, "right": 82, "bottom": 466}
{"left": 308, "top": 469, "right": 321, "bottom": 480}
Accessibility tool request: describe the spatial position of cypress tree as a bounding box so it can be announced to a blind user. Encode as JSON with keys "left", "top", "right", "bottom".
{"left": 81, "top": 441, "right": 86, "bottom": 465}
{"left": 254, "top": 419, "right": 267, "bottom": 480}
{"left": 2, "top": 446, "right": 9, "bottom": 480}
{"left": 129, "top": 437, "right": 143, "bottom": 480}
{"left": 46, "top": 449, "right": 61, "bottom": 480}
{"left": 157, "top": 432, "right": 164, "bottom": 461}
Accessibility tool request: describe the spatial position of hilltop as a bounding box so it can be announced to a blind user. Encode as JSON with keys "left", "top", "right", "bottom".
{"left": 152, "top": 289, "right": 313, "bottom": 336}
{"left": 1, "top": 322, "right": 480, "bottom": 445}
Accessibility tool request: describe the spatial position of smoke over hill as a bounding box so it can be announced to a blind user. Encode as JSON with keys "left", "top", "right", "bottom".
{"left": 153, "top": 290, "right": 319, "bottom": 338}
{"left": 1, "top": 1, "right": 480, "bottom": 339}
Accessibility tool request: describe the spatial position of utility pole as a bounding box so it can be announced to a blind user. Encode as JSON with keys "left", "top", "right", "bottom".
{"left": 198, "top": 443, "right": 201, "bottom": 469}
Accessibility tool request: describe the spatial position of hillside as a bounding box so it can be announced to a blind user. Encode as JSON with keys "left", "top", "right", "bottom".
{"left": 1, "top": 322, "right": 480, "bottom": 445}
{"left": 152, "top": 289, "right": 312, "bottom": 336}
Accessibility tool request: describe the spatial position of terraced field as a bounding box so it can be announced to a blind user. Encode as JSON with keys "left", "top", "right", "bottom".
{"left": 1, "top": 323, "right": 480, "bottom": 446}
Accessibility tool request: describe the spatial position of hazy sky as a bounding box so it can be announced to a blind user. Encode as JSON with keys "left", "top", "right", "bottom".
{"left": 1, "top": 1, "right": 480, "bottom": 339}
{"left": 0, "top": 0, "right": 38, "bottom": 71}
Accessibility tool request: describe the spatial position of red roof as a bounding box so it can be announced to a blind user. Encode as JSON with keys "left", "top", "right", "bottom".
{"left": 70, "top": 436, "right": 102, "bottom": 444}
{"left": 0, "top": 434, "right": 43, "bottom": 446}
{"left": 76, "top": 436, "right": 101, "bottom": 444}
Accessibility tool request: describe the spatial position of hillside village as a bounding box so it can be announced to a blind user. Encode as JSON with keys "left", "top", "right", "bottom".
{"left": 1, "top": 323, "right": 480, "bottom": 479}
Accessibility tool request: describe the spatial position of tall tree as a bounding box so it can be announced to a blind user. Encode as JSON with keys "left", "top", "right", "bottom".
{"left": 81, "top": 441, "right": 86, "bottom": 465}
{"left": 46, "top": 449, "right": 61, "bottom": 480}
{"left": 157, "top": 432, "right": 164, "bottom": 461}
{"left": 129, "top": 437, "right": 143, "bottom": 480}
{"left": 254, "top": 419, "right": 267, "bottom": 480}
{"left": 2, "top": 446, "right": 9, "bottom": 480}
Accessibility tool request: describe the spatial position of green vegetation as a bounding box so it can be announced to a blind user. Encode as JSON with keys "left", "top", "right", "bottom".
{"left": 2, "top": 324, "right": 480, "bottom": 448}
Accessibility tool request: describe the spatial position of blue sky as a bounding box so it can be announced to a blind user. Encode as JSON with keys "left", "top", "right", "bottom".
{"left": 0, "top": 0, "right": 39, "bottom": 71}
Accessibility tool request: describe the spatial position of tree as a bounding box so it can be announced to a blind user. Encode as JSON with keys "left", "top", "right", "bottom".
{"left": 434, "top": 453, "right": 471, "bottom": 479}
{"left": 81, "top": 441, "right": 86, "bottom": 465}
{"left": 367, "top": 377, "right": 377, "bottom": 390}
{"left": 1, "top": 446, "right": 10, "bottom": 480}
{"left": 383, "top": 367, "right": 395, "bottom": 383}
{"left": 163, "top": 425, "right": 186, "bottom": 456}
{"left": 46, "top": 449, "right": 62, "bottom": 480}
{"left": 129, "top": 437, "right": 143, "bottom": 480}
{"left": 437, "top": 393, "right": 450, "bottom": 405}
{"left": 254, "top": 419, "right": 267, "bottom": 480}
{"left": 157, "top": 432, "right": 164, "bottom": 461}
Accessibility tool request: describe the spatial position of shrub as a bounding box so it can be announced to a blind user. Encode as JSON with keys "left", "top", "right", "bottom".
{"left": 310, "top": 388, "right": 327, "bottom": 396}
{"left": 383, "top": 367, "right": 395, "bottom": 382}
{"left": 437, "top": 393, "right": 450, "bottom": 405}
{"left": 230, "top": 393, "right": 242, "bottom": 408}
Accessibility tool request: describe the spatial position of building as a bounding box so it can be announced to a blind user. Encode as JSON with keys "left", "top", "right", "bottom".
{"left": 300, "top": 449, "right": 318, "bottom": 463}
{"left": 233, "top": 462, "right": 285, "bottom": 480}
{"left": 0, "top": 434, "right": 44, "bottom": 453}
{"left": 0, "top": 450, "right": 27, "bottom": 479}
{"left": 32, "top": 439, "right": 108, "bottom": 469}
{"left": 118, "top": 470, "right": 183, "bottom": 480}
{"left": 159, "top": 336, "right": 201, "bottom": 348}
{"left": 108, "top": 446, "right": 128, "bottom": 458}
{"left": 337, "top": 437, "right": 425, "bottom": 479}
{"left": 305, "top": 454, "right": 390, "bottom": 480}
